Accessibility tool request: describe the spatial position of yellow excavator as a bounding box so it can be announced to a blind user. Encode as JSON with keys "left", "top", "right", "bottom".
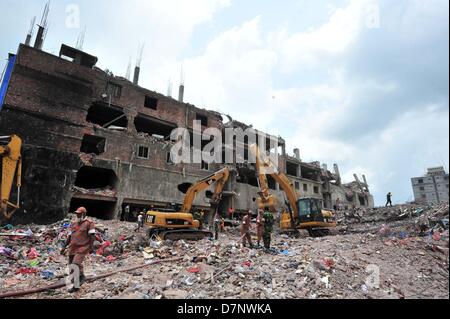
{"left": 0, "top": 135, "right": 22, "bottom": 220}
{"left": 145, "top": 167, "right": 231, "bottom": 241}
{"left": 250, "top": 144, "right": 336, "bottom": 237}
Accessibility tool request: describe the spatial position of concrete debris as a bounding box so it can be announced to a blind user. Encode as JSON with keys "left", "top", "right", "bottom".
{"left": 72, "top": 186, "right": 118, "bottom": 197}
{"left": 0, "top": 204, "right": 448, "bottom": 299}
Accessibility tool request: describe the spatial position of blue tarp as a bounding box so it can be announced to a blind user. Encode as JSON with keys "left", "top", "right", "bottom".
{"left": 0, "top": 54, "right": 16, "bottom": 110}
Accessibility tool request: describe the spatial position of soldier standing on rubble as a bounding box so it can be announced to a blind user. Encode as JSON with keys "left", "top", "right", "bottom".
{"left": 241, "top": 210, "right": 254, "bottom": 248}
{"left": 61, "top": 207, "right": 96, "bottom": 293}
{"left": 214, "top": 213, "right": 221, "bottom": 240}
{"left": 386, "top": 192, "right": 393, "bottom": 207}
{"left": 262, "top": 210, "right": 274, "bottom": 251}
{"left": 256, "top": 210, "right": 265, "bottom": 247}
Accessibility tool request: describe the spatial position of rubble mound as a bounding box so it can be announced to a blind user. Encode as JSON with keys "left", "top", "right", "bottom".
{"left": 1, "top": 204, "right": 448, "bottom": 299}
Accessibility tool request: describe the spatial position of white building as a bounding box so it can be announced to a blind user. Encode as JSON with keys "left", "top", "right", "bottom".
{"left": 411, "top": 167, "right": 449, "bottom": 204}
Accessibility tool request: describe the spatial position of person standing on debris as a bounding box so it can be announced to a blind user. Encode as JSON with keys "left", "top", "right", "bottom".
{"left": 214, "top": 213, "right": 221, "bottom": 240}
{"left": 256, "top": 209, "right": 265, "bottom": 247}
{"left": 200, "top": 209, "right": 205, "bottom": 229}
{"left": 228, "top": 207, "right": 235, "bottom": 220}
{"left": 61, "top": 207, "right": 96, "bottom": 293}
{"left": 136, "top": 212, "right": 144, "bottom": 232}
{"left": 262, "top": 210, "right": 274, "bottom": 250}
{"left": 241, "top": 210, "right": 254, "bottom": 248}
{"left": 386, "top": 192, "right": 393, "bottom": 207}
{"left": 220, "top": 216, "right": 225, "bottom": 232}
{"left": 124, "top": 205, "right": 131, "bottom": 221}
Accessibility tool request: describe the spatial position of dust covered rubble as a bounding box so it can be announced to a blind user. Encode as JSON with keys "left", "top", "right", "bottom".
{"left": 0, "top": 204, "right": 448, "bottom": 300}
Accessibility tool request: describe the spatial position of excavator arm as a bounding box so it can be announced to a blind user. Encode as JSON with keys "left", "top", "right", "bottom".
{"left": 144, "top": 167, "right": 231, "bottom": 241}
{"left": 250, "top": 144, "right": 300, "bottom": 230}
{"left": 251, "top": 144, "right": 277, "bottom": 211}
{"left": 0, "top": 135, "right": 22, "bottom": 219}
{"left": 180, "top": 167, "right": 230, "bottom": 214}
{"left": 250, "top": 143, "right": 336, "bottom": 235}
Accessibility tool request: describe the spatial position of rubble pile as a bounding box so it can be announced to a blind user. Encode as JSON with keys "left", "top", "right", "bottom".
{"left": 337, "top": 203, "right": 449, "bottom": 235}
{"left": 71, "top": 186, "right": 118, "bottom": 197}
{"left": 0, "top": 204, "right": 448, "bottom": 299}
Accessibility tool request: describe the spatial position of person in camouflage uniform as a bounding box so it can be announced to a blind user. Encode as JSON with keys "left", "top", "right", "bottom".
{"left": 214, "top": 214, "right": 221, "bottom": 240}
{"left": 262, "top": 210, "right": 274, "bottom": 250}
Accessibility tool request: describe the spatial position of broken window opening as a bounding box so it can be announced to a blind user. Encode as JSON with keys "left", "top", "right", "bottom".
{"left": 121, "top": 203, "right": 149, "bottom": 222}
{"left": 196, "top": 114, "right": 209, "bottom": 127}
{"left": 59, "top": 44, "right": 98, "bottom": 68}
{"left": 358, "top": 195, "right": 366, "bottom": 206}
{"left": 87, "top": 104, "right": 128, "bottom": 128}
{"left": 137, "top": 146, "right": 150, "bottom": 159}
{"left": 80, "top": 135, "right": 106, "bottom": 155}
{"left": 295, "top": 182, "right": 300, "bottom": 190}
{"left": 145, "top": 96, "right": 158, "bottom": 110}
{"left": 74, "top": 166, "right": 118, "bottom": 190}
{"left": 237, "top": 167, "right": 258, "bottom": 187}
{"left": 303, "top": 184, "right": 308, "bottom": 192}
{"left": 286, "top": 161, "right": 299, "bottom": 177}
{"left": 314, "top": 186, "right": 320, "bottom": 194}
{"left": 134, "top": 115, "right": 176, "bottom": 139}
{"left": 201, "top": 161, "right": 210, "bottom": 171}
{"left": 70, "top": 198, "right": 116, "bottom": 220}
{"left": 301, "top": 165, "right": 320, "bottom": 181}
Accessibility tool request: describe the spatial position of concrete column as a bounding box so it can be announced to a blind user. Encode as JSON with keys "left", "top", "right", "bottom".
{"left": 133, "top": 66, "right": 140, "bottom": 85}
{"left": 294, "top": 148, "right": 300, "bottom": 160}
{"left": 34, "top": 25, "right": 44, "bottom": 50}
{"left": 178, "top": 85, "right": 185, "bottom": 103}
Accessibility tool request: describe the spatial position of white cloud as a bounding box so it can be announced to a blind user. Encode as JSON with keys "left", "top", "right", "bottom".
{"left": 268, "top": 0, "right": 372, "bottom": 72}
{"left": 84, "top": 0, "right": 448, "bottom": 206}
{"left": 146, "top": 16, "right": 279, "bottom": 131}
{"left": 85, "top": 0, "right": 231, "bottom": 75}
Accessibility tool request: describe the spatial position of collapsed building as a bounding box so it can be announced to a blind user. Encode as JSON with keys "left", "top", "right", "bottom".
{"left": 0, "top": 24, "right": 373, "bottom": 225}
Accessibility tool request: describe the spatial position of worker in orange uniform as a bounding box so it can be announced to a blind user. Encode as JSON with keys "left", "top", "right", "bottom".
{"left": 61, "top": 207, "right": 96, "bottom": 293}
{"left": 256, "top": 209, "right": 265, "bottom": 247}
{"left": 241, "top": 210, "right": 253, "bottom": 248}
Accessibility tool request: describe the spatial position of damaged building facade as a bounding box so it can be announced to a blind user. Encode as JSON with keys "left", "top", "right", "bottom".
{"left": 0, "top": 39, "right": 374, "bottom": 225}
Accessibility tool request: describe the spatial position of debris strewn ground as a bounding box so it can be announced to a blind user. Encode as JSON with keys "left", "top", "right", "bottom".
{"left": 1, "top": 203, "right": 448, "bottom": 299}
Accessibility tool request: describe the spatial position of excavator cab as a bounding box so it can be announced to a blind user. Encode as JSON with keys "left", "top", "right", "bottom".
{"left": 280, "top": 198, "right": 336, "bottom": 236}
{"left": 297, "top": 198, "right": 336, "bottom": 236}
{"left": 297, "top": 198, "right": 323, "bottom": 223}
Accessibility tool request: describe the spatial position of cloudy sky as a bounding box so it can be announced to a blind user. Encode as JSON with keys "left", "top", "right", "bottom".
{"left": 1, "top": 0, "right": 448, "bottom": 206}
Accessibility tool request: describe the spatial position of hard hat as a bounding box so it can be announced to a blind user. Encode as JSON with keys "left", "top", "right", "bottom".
{"left": 75, "top": 207, "right": 87, "bottom": 215}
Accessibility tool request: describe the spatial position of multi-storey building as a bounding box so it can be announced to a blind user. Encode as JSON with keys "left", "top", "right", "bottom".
{"left": 0, "top": 26, "right": 374, "bottom": 225}
{"left": 411, "top": 167, "right": 449, "bottom": 204}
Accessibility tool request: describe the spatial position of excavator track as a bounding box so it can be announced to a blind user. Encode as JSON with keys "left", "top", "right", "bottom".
{"left": 308, "top": 228, "right": 331, "bottom": 238}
